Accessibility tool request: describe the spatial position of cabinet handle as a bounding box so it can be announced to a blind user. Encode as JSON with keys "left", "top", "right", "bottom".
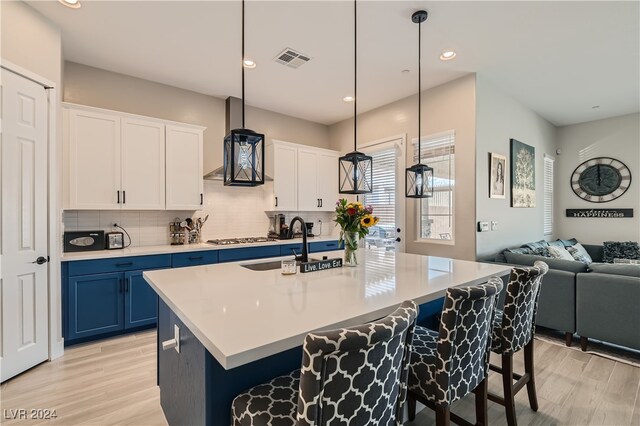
{"left": 125, "top": 279, "right": 129, "bottom": 293}
{"left": 200, "top": 193, "right": 203, "bottom": 205}
{"left": 320, "top": 199, "right": 323, "bottom": 208}
{"left": 317, "top": 199, "right": 320, "bottom": 208}
{"left": 123, "top": 190, "right": 126, "bottom": 204}
{"left": 116, "top": 262, "right": 133, "bottom": 267}
{"left": 162, "top": 338, "right": 178, "bottom": 351}
{"left": 117, "top": 190, "right": 120, "bottom": 204}
{"left": 275, "top": 196, "right": 278, "bottom": 207}
{"left": 188, "top": 256, "right": 203, "bottom": 261}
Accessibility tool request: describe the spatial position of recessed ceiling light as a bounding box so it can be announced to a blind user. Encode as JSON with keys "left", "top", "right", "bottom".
{"left": 243, "top": 59, "right": 256, "bottom": 69}
{"left": 439, "top": 51, "right": 457, "bottom": 61}
{"left": 343, "top": 96, "right": 355, "bottom": 102}
{"left": 58, "top": 0, "right": 81, "bottom": 9}
{"left": 401, "top": 69, "right": 410, "bottom": 73}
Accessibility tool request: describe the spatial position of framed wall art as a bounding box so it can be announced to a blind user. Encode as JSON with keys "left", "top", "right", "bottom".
{"left": 489, "top": 152, "right": 506, "bottom": 199}
{"left": 510, "top": 139, "right": 535, "bottom": 208}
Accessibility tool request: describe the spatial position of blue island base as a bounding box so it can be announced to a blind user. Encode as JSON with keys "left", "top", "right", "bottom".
{"left": 157, "top": 298, "right": 443, "bottom": 425}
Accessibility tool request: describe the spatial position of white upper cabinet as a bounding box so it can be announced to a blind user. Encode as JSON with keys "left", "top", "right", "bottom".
{"left": 297, "top": 148, "right": 320, "bottom": 211}
{"left": 268, "top": 140, "right": 339, "bottom": 212}
{"left": 165, "top": 125, "right": 204, "bottom": 210}
{"left": 64, "top": 103, "right": 205, "bottom": 211}
{"left": 316, "top": 150, "right": 339, "bottom": 212}
{"left": 267, "top": 142, "right": 298, "bottom": 211}
{"left": 121, "top": 118, "right": 165, "bottom": 210}
{"left": 68, "top": 108, "right": 121, "bottom": 209}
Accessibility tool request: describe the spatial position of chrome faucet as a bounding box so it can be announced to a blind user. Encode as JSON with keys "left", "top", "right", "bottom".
{"left": 288, "top": 216, "right": 309, "bottom": 263}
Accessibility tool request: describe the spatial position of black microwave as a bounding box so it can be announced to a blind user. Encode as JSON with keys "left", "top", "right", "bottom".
{"left": 63, "top": 231, "right": 105, "bottom": 252}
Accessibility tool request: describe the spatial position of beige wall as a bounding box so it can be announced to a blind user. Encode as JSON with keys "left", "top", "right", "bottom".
{"left": 475, "top": 75, "right": 557, "bottom": 260}
{"left": 329, "top": 75, "right": 477, "bottom": 260}
{"left": 63, "top": 62, "right": 330, "bottom": 174}
{"left": 1, "top": 1, "right": 62, "bottom": 85}
{"left": 556, "top": 113, "right": 640, "bottom": 244}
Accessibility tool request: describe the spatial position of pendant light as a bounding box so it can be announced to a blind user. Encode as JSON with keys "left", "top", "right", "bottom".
{"left": 338, "top": 0, "right": 373, "bottom": 195}
{"left": 405, "top": 10, "right": 434, "bottom": 199}
{"left": 224, "top": 0, "right": 265, "bottom": 187}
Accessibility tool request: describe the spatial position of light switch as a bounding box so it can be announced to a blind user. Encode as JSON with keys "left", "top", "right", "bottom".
{"left": 491, "top": 221, "right": 498, "bottom": 231}
{"left": 477, "top": 221, "right": 489, "bottom": 232}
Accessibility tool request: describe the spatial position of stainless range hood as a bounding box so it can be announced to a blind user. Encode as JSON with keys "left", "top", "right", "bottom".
{"left": 203, "top": 97, "right": 272, "bottom": 181}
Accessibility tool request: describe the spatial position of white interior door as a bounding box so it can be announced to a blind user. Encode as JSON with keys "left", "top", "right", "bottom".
{"left": 121, "top": 118, "right": 165, "bottom": 210}
{"left": 361, "top": 137, "right": 405, "bottom": 253}
{"left": 1, "top": 69, "right": 50, "bottom": 382}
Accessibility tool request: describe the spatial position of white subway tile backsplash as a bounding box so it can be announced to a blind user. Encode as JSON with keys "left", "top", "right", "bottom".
{"left": 64, "top": 181, "right": 338, "bottom": 247}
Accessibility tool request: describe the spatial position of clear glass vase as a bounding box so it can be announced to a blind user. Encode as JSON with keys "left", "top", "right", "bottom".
{"left": 343, "top": 231, "right": 360, "bottom": 267}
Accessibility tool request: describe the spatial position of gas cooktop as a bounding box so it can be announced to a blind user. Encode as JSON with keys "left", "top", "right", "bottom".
{"left": 206, "top": 237, "right": 278, "bottom": 246}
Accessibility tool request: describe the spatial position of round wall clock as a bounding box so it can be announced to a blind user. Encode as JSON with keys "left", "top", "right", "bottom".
{"left": 571, "top": 157, "right": 631, "bottom": 203}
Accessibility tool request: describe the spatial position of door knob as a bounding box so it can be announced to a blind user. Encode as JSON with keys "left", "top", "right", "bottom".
{"left": 395, "top": 237, "right": 401, "bottom": 242}
{"left": 397, "top": 228, "right": 401, "bottom": 233}
{"left": 32, "top": 256, "right": 48, "bottom": 265}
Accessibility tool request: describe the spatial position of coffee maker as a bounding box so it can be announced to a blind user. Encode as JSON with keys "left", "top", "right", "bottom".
{"left": 305, "top": 222, "right": 314, "bottom": 237}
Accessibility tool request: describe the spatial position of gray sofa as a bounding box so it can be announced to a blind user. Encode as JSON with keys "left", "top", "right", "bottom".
{"left": 495, "top": 243, "right": 640, "bottom": 351}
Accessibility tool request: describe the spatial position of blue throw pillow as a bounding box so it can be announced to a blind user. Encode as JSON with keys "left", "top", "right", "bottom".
{"left": 522, "top": 240, "right": 550, "bottom": 251}
{"left": 602, "top": 241, "right": 640, "bottom": 263}
{"left": 557, "top": 238, "right": 579, "bottom": 248}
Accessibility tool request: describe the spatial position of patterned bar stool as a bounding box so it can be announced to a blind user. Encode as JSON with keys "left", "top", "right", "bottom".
{"left": 230, "top": 300, "right": 418, "bottom": 425}
{"left": 407, "top": 278, "right": 504, "bottom": 426}
{"left": 489, "top": 261, "right": 549, "bottom": 426}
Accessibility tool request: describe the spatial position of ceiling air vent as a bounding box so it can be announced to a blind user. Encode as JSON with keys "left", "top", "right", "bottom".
{"left": 274, "top": 48, "right": 310, "bottom": 69}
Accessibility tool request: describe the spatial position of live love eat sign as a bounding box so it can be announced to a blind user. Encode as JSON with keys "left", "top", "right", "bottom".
{"left": 566, "top": 209, "right": 634, "bottom": 218}
{"left": 300, "top": 258, "right": 343, "bottom": 273}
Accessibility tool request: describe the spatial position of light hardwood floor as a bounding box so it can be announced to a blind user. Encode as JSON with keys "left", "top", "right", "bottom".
{"left": 1, "top": 330, "right": 638, "bottom": 425}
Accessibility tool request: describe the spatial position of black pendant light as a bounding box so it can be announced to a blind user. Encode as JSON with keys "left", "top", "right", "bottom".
{"left": 406, "top": 10, "right": 434, "bottom": 199}
{"left": 224, "top": 0, "right": 265, "bottom": 187}
{"left": 339, "top": 0, "right": 373, "bottom": 195}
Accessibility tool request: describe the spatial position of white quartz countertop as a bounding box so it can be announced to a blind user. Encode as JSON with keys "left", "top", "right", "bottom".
{"left": 61, "top": 235, "right": 339, "bottom": 262}
{"left": 143, "top": 249, "right": 510, "bottom": 370}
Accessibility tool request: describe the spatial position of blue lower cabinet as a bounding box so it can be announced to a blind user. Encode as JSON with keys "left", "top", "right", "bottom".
{"left": 66, "top": 272, "right": 124, "bottom": 341}
{"left": 171, "top": 250, "right": 218, "bottom": 268}
{"left": 280, "top": 243, "right": 303, "bottom": 257}
{"left": 219, "top": 245, "right": 281, "bottom": 263}
{"left": 124, "top": 271, "right": 158, "bottom": 329}
{"left": 309, "top": 240, "right": 342, "bottom": 253}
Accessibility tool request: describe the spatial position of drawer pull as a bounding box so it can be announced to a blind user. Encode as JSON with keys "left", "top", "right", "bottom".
{"left": 327, "top": 243, "right": 336, "bottom": 247}
{"left": 188, "top": 256, "right": 204, "bottom": 261}
{"left": 116, "top": 262, "right": 133, "bottom": 267}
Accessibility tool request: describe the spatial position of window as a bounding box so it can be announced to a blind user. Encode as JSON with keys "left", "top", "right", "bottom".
{"left": 416, "top": 131, "right": 455, "bottom": 241}
{"left": 543, "top": 154, "right": 555, "bottom": 236}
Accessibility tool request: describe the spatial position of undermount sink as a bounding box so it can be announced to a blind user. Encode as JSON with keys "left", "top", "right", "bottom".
{"left": 241, "top": 259, "right": 319, "bottom": 271}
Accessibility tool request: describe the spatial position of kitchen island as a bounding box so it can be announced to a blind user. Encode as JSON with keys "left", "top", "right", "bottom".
{"left": 144, "top": 249, "right": 510, "bottom": 425}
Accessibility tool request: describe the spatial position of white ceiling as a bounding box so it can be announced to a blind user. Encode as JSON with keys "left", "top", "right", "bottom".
{"left": 27, "top": 0, "right": 639, "bottom": 126}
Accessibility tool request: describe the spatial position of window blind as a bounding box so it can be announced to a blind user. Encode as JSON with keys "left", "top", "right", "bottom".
{"left": 415, "top": 131, "right": 455, "bottom": 240}
{"left": 363, "top": 147, "right": 397, "bottom": 233}
{"left": 543, "top": 155, "right": 555, "bottom": 236}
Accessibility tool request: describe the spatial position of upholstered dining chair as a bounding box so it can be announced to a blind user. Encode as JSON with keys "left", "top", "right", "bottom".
{"left": 489, "top": 261, "right": 549, "bottom": 426}
{"left": 407, "top": 278, "right": 504, "bottom": 426}
{"left": 230, "top": 300, "right": 418, "bottom": 426}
